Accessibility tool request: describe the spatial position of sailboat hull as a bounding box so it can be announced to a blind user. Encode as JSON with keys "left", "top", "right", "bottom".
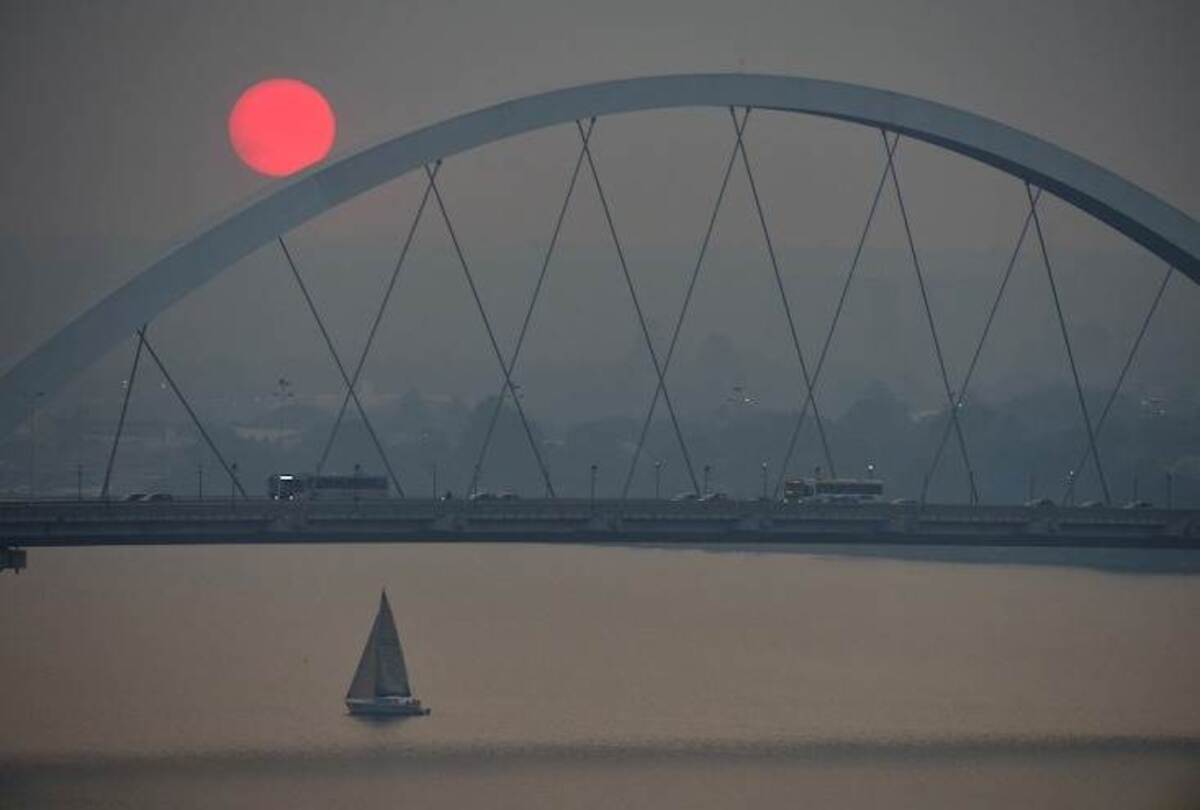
{"left": 346, "top": 696, "right": 431, "bottom": 717}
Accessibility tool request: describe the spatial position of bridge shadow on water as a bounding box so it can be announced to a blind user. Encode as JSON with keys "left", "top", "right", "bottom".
{"left": 620, "top": 542, "right": 1200, "bottom": 575}
{"left": 7, "top": 735, "right": 1197, "bottom": 809}
{"left": 6, "top": 733, "right": 1200, "bottom": 776}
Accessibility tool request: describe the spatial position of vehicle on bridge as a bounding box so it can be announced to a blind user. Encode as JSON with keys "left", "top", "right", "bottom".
{"left": 267, "top": 473, "right": 390, "bottom": 501}
{"left": 783, "top": 477, "right": 885, "bottom": 504}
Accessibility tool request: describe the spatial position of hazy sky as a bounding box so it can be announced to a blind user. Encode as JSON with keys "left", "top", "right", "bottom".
{"left": 1, "top": 0, "right": 1197, "bottom": 414}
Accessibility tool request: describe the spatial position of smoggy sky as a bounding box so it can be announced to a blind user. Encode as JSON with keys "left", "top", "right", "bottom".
{"left": 0, "top": 0, "right": 1197, "bottom": 414}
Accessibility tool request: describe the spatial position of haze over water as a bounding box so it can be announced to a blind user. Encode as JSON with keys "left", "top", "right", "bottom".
{"left": 1, "top": 542, "right": 1198, "bottom": 808}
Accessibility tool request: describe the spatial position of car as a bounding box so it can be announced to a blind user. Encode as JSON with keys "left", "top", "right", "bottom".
{"left": 670, "top": 491, "right": 698, "bottom": 502}
{"left": 146, "top": 493, "right": 174, "bottom": 502}
{"left": 469, "top": 491, "right": 496, "bottom": 501}
{"left": 1024, "top": 497, "right": 1055, "bottom": 508}
{"left": 123, "top": 493, "right": 147, "bottom": 502}
{"left": 498, "top": 491, "right": 520, "bottom": 501}
{"left": 1077, "top": 500, "right": 1105, "bottom": 508}
{"left": 890, "top": 498, "right": 917, "bottom": 505}
{"left": 700, "top": 492, "right": 728, "bottom": 503}
{"left": 1122, "top": 500, "right": 1153, "bottom": 509}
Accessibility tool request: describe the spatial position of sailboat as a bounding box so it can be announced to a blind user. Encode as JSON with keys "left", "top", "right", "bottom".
{"left": 345, "top": 591, "right": 431, "bottom": 717}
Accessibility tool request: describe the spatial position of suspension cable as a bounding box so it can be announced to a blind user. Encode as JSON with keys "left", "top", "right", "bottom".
{"left": 1025, "top": 182, "right": 1112, "bottom": 504}
{"left": 921, "top": 188, "right": 1041, "bottom": 501}
{"left": 620, "top": 109, "right": 750, "bottom": 499}
{"left": 278, "top": 237, "right": 406, "bottom": 497}
{"left": 733, "top": 108, "right": 837, "bottom": 478}
{"left": 575, "top": 120, "right": 701, "bottom": 495}
{"left": 138, "top": 328, "right": 247, "bottom": 497}
{"left": 315, "top": 162, "right": 441, "bottom": 479}
{"left": 881, "top": 130, "right": 979, "bottom": 504}
{"left": 100, "top": 327, "right": 147, "bottom": 499}
{"left": 470, "top": 120, "right": 595, "bottom": 497}
{"left": 771, "top": 133, "right": 900, "bottom": 498}
{"left": 1062, "top": 264, "right": 1172, "bottom": 503}
{"left": 422, "top": 165, "right": 557, "bottom": 498}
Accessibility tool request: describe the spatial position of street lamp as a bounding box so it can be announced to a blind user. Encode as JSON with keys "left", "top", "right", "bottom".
{"left": 230, "top": 462, "right": 238, "bottom": 507}
{"left": 866, "top": 462, "right": 876, "bottom": 479}
{"left": 654, "top": 460, "right": 663, "bottom": 500}
{"left": 703, "top": 464, "right": 711, "bottom": 498}
{"left": 761, "top": 460, "right": 768, "bottom": 500}
{"left": 589, "top": 464, "right": 598, "bottom": 508}
{"left": 76, "top": 463, "right": 83, "bottom": 501}
{"left": 197, "top": 463, "right": 204, "bottom": 500}
{"left": 29, "top": 391, "right": 44, "bottom": 498}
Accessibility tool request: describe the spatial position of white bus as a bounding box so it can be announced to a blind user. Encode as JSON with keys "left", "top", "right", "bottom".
{"left": 267, "top": 473, "right": 390, "bottom": 500}
{"left": 782, "top": 477, "right": 884, "bottom": 504}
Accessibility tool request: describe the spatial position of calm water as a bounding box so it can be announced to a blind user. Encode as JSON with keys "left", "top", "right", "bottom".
{"left": 1, "top": 543, "right": 1198, "bottom": 808}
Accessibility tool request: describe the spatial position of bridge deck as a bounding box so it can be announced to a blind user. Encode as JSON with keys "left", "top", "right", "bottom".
{"left": 2, "top": 499, "right": 1198, "bottom": 555}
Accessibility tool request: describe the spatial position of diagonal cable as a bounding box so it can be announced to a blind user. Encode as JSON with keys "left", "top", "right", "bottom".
{"left": 881, "top": 130, "right": 979, "bottom": 504}
{"left": 575, "top": 119, "right": 701, "bottom": 495}
{"left": 469, "top": 120, "right": 596, "bottom": 497}
{"left": 138, "top": 328, "right": 247, "bottom": 497}
{"left": 920, "top": 188, "right": 1041, "bottom": 501}
{"left": 100, "top": 327, "right": 147, "bottom": 499}
{"left": 1062, "top": 264, "right": 1171, "bottom": 503}
{"left": 315, "top": 162, "right": 441, "bottom": 479}
{"left": 772, "top": 133, "right": 900, "bottom": 498}
{"left": 422, "top": 164, "right": 556, "bottom": 497}
{"left": 1025, "top": 182, "right": 1112, "bottom": 504}
{"left": 620, "top": 108, "right": 751, "bottom": 499}
{"left": 732, "top": 107, "right": 836, "bottom": 477}
{"left": 278, "top": 237, "right": 405, "bottom": 497}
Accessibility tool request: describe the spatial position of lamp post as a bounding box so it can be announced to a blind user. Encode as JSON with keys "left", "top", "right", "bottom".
{"left": 1166, "top": 470, "right": 1174, "bottom": 510}
{"left": 703, "top": 464, "right": 711, "bottom": 498}
{"left": 30, "top": 391, "right": 44, "bottom": 498}
{"left": 866, "top": 462, "right": 876, "bottom": 479}
{"left": 589, "top": 464, "right": 598, "bottom": 508}
{"left": 761, "top": 460, "right": 768, "bottom": 501}
{"left": 1066, "top": 470, "right": 1076, "bottom": 506}
{"left": 197, "top": 463, "right": 204, "bottom": 500}
{"left": 654, "top": 460, "right": 663, "bottom": 500}
{"left": 230, "top": 462, "right": 238, "bottom": 508}
{"left": 76, "top": 463, "right": 83, "bottom": 501}
{"left": 431, "top": 462, "right": 438, "bottom": 501}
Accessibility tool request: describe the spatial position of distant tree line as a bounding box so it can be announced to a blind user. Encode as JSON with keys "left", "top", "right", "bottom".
{"left": 3, "top": 382, "right": 1197, "bottom": 507}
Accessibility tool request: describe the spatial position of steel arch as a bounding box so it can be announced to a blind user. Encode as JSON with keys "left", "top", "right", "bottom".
{"left": 3, "top": 73, "right": 1199, "bottom": 438}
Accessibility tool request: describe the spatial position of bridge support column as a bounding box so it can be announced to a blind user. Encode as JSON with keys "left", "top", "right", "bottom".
{"left": 1, "top": 546, "right": 27, "bottom": 574}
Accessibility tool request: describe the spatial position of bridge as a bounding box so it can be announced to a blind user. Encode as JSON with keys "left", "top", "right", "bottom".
{"left": 2, "top": 74, "right": 1199, "bottom": 570}
{"left": 2, "top": 498, "right": 1198, "bottom": 571}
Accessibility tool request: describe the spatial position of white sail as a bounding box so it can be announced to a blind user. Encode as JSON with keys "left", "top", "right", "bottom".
{"left": 346, "top": 591, "right": 412, "bottom": 700}
{"left": 346, "top": 621, "right": 378, "bottom": 700}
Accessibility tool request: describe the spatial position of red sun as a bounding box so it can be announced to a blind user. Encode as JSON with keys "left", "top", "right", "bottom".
{"left": 228, "top": 78, "right": 336, "bottom": 177}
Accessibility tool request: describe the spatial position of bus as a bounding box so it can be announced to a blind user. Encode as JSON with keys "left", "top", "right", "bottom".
{"left": 782, "top": 477, "right": 884, "bottom": 504}
{"left": 267, "top": 473, "right": 390, "bottom": 500}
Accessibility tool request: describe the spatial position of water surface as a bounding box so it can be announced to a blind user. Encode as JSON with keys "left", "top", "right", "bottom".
{"left": 2, "top": 543, "right": 1198, "bottom": 807}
